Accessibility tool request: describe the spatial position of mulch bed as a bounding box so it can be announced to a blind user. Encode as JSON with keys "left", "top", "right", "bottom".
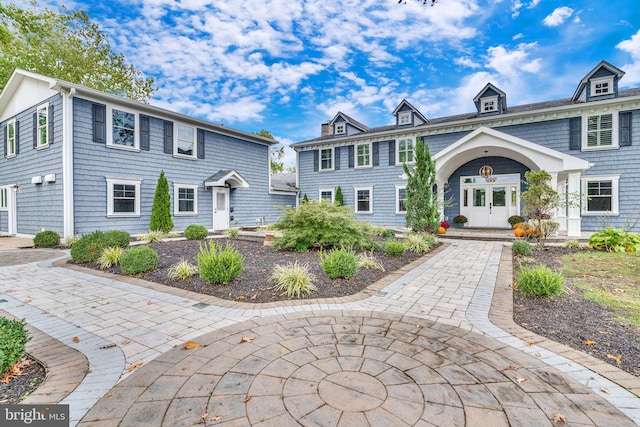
{"left": 0, "top": 355, "right": 46, "bottom": 404}
{"left": 93, "top": 237, "right": 428, "bottom": 303}
{"left": 513, "top": 246, "right": 640, "bottom": 377}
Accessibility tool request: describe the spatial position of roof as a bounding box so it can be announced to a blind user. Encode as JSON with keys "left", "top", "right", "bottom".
{"left": 204, "top": 170, "right": 249, "bottom": 188}
{"left": 329, "top": 112, "right": 369, "bottom": 132}
{"left": 572, "top": 60, "right": 625, "bottom": 101}
{"left": 270, "top": 173, "right": 298, "bottom": 192}
{"left": 392, "top": 99, "right": 429, "bottom": 123}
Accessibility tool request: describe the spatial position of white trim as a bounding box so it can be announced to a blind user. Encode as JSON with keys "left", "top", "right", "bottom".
{"left": 106, "top": 105, "right": 140, "bottom": 151}
{"left": 36, "top": 103, "right": 49, "bottom": 149}
{"left": 354, "top": 186, "right": 373, "bottom": 214}
{"left": 318, "top": 188, "right": 334, "bottom": 203}
{"left": 481, "top": 96, "right": 498, "bottom": 113}
{"left": 396, "top": 138, "right": 414, "bottom": 166}
{"left": 398, "top": 111, "right": 411, "bottom": 126}
{"left": 62, "top": 87, "right": 75, "bottom": 239}
{"left": 590, "top": 76, "right": 614, "bottom": 97}
{"left": 6, "top": 119, "right": 16, "bottom": 157}
{"left": 319, "top": 147, "right": 334, "bottom": 171}
{"left": 173, "top": 183, "right": 199, "bottom": 216}
{"left": 106, "top": 177, "right": 141, "bottom": 217}
{"left": 395, "top": 184, "right": 407, "bottom": 214}
{"left": 334, "top": 122, "right": 346, "bottom": 135}
{"left": 0, "top": 187, "right": 7, "bottom": 211}
{"left": 174, "top": 123, "right": 197, "bottom": 159}
{"left": 582, "top": 111, "right": 618, "bottom": 151}
{"left": 355, "top": 142, "right": 372, "bottom": 168}
{"left": 581, "top": 174, "right": 619, "bottom": 216}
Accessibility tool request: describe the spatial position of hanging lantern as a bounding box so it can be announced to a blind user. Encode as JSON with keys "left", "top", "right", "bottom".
{"left": 479, "top": 164, "right": 493, "bottom": 179}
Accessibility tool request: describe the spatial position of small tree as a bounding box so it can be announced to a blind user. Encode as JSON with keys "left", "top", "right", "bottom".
{"left": 404, "top": 137, "right": 439, "bottom": 233}
{"left": 150, "top": 171, "right": 173, "bottom": 233}
{"left": 521, "top": 170, "right": 560, "bottom": 246}
{"left": 334, "top": 186, "right": 344, "bottom": 206}
{"left": 302, "top": 193, "right": 309, "bottom": 203}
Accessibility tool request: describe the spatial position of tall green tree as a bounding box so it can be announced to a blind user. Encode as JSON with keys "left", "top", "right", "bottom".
{"left": 150, "top": 171, "right": 173, "bottom": 233}
{"left": 334, "top": 186, "right": 344, "bottom": 206}
{"left": 404, "top": 137, "right": 439, "bottom": 233}
{"left": 0, "top": 1, "right": 154, "bottom": 101}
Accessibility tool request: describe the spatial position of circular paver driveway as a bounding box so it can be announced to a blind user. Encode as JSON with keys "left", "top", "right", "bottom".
{"left": 80, "top": 311, "right": 636, "bottom": 427}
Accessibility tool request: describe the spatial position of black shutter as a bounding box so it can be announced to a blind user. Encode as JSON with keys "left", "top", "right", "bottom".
{"left": 313, "top": 150, "right": 319, "bottom": 172}
{"left": 388, "top": 140, "right": 395, "bottom": 165}
{"left": 620, "top": 111, "right": 632, "bottom": 147}
{"left": 139, "top": 115, "right": 150, "bottom": 151}
{"left": 348, "top": 145, "right": 354, "bottom": 168}
{"left": 163, "top": 120, "right": 173, "bottom": 154}
{"left": 2, "top": 125, "right": 6, "bottom": 157}
{"left": 334, "top": 146, "right": 341, "bottom": 170}
{"left": 33, "top": 112, "right": 37, "bottom": 148}
{"left": 48, "top": 104, "right": 54, "bottom": 145}
{"left": 92, "top": 103, "right": 106, "bottom": 143}
{"left": 197, "top": 128, "right": 205, "bottom": 159}
{"left": 15, "top": 120, "right": 19, "bottom": 154}
{"left": 373, "top": 142, "right": 379, "bottom": 166}
{"left": 569, "top": 117, "right": 581, "bottom": 150}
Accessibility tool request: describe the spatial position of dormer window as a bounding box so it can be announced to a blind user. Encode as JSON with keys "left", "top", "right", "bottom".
{"left": 590, "top": 76, "right": 614, "bottom": 97}
{"left": 398, "top": 111, "right": 411, "bottom": 126}
{"left": 482, "top": 96, "right": 498, "bottom": 113}
{"left": 334, "top": 122, "right": 345, "bottom": 135}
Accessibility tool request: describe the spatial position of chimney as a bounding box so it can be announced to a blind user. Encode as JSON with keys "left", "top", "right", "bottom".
{"left": 321, "top": 123, "right": 331, "bottom": 136}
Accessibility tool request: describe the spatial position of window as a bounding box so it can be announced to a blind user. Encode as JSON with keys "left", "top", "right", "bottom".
{"left": 36, "top": 104, "right": 48, "bottom": 147}
{"left": 175, "top": 124, "right": 196, "bottom": 158}
{"left": 174, "top": 184, "right": 198, "bottom": 215}
{"left": 354, "top": 187, "right": 372, "bottom": 214}
{"left": 320, "top": 148, "right": 333, "bottom": 171}
{"left": 590, "top": 76, "right": 613, "bottom": 97}
{"left": 581, "top": 175, "right": 619, "bottom": 215}
{"left": 334, "top": 122, "right": 345, "bottom": 135}
{"left": 108, "top": 107, "right": 138, "bottom": 149}
{"left": 106, "top": 178, "right": 141, "bottom": 217}
{"left": 398, "top": 111, "right": 411, "bottom": 126}
{"left": 356, "top": 143, "right": 371, "bottom": 168}
{"left": 397, "top": 139, "right": 414, "bottom": 164}
{"left": 0, "top": 188, "right": 7, "bottom": 210}
{"left": 319, "top": 189, "right": 334, "bottom": 203}
{"left": 585, "top": 113, "right": 615, "bottom": 149}
{"left": 6, "top": 119, "right": 16, "bottom": 157}
{"left": 396, "top": 186, "right": 407, "bottom": 214}
{"left": 482, "top": 96, "right": 498, "bottom": 112}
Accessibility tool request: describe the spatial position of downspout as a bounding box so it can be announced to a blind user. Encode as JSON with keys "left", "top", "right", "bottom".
{"left": 61, "top": 87, "right": 75, "bottom": 240}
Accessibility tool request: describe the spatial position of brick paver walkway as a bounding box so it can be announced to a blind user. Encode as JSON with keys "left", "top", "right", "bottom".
{"left": 1, "top": 239, "right": 639, "bottom": 426}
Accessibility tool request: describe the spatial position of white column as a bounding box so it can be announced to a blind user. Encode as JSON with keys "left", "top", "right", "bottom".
{"left": 566, "top": 171, "right": 582, "bottom": 237}
{"left": 437, "top": 179, "right": 446, "bottom": 221}
{"left": 557, "top": 174, "right": 567, "bottom": 232}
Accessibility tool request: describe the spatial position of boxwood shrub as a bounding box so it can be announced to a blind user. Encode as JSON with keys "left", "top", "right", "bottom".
{"left": 184, "top": 224, "right": 209, "bottom": 240}
{"left": 33, "top": 230, "right": 60, "bottom": 247}
{"left": 120, "top": 246, "right": 158, "bottom": 275}
{"left": 320, "top": 247, "right": 358, "bottom": 279}
{"left": 0, "top": 317, "right": 31, "bottom": 376}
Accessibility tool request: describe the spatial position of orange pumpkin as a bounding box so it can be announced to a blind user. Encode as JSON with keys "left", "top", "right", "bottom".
{"left": 513, "top": 223, "right": 520, "bottom": 230}
{"left": 438, "top": 226, "right": 446, "bottom": 234}
{"left": 514, "top": 228, "right": 525, "bottom": 238}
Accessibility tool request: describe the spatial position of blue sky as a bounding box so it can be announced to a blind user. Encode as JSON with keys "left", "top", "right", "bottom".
{"left": 40, "top": 0, "right": 640, "bottom": 166}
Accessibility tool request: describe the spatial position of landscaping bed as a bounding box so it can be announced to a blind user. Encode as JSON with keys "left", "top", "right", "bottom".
{"left": 513, "top": 245, "right": 640, "bottom": 377}
{"left": 89, "top": 237, "right": 428, "bottom": 303}
{"left": 0, "top": 354, "right": 46, "bottom": 404}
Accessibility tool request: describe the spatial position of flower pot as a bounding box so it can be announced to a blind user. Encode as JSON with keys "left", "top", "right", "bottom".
{"left": 452, "top": 223, "right": 464, "bottom": 229}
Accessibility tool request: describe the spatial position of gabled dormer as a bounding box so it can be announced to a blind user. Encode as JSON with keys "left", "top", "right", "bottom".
{"left": 473, "top": 83, "right": 506, "bottom": 116}
{"left": 572, "top": 60, "right": 625, "bottom": 103}
{"left": 321, "top": 112, "right": 369, "bottom": 137}
{"left": 393, "top": 99, "right": 428, "bottom": 128}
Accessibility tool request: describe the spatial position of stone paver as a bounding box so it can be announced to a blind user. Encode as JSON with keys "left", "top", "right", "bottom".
{"left": 0, "top": 238, "right": 638, "bottom": 426}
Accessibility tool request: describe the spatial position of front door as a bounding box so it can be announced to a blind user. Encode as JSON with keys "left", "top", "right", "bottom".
{"left": 212, "top": 188, "right": 229, "bottom": 231}
{"left": 462, "top": 174, "right": 519, "bottom": 228}
{"left": 0, "top": 186, "right": 17, "bottom": 235}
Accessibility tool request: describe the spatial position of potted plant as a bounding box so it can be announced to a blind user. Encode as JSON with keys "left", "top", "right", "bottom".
{"left": 508, "top": 215, "right": 525, "bottom": 228}
{"left": 452, "top": 215, "right": 468, "bottom": 228}
{"left": 439, "top": 221, "right": 450, "bottom": 234}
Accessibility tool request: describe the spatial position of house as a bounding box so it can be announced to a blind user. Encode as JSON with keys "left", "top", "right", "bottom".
{"left": 0, "top": 69, "right": 297, "bottom": 239}
{"left": 292, "top": 60, "right": 640, "bottom": 236}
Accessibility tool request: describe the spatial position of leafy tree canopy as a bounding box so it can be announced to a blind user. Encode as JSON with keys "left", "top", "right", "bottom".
{"left": 0, "top": 0, "right": 154, "bottom": 102}
{"left": 254, "top": 129, "right": 296, "bottom": 174}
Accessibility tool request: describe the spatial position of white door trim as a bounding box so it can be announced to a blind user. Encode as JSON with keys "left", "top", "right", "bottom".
{"left": 212, "top": 188, "right": 230, "bottom": 231}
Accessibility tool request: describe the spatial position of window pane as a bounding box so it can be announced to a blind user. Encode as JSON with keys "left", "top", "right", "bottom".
{"left": 178, "top": 188, "right": 195, "bottom": 212}
{"left": 357, "top": 190, "right": 370, "bottom": 212}
{"left": 177, "top": 125, "right": 194, "bottom": 156}
{"left": 398, "top": 188, "right": 407, "bottom": 212}
{"left": 113, "top": 184, "right": 136, "bottom": 213}
{"left": 112, "top": 110, "right": 135, "bottom": 146}
{"left": 321, "top": 191, "right": 332, "bottom": 202}
{"left": 320, "top": 149, "right": 332, "bottom": 169}
{"left": 216, "top": 192, "right": 226, "bottom": 210}
{"left": 473, "top": 189, "right": 485, "bottom": 206}
{"left": 492, "top": 187, "right": 506, "bottom": 207}
{"left": 588, "top": 197, "right": 612, "bottom": 211}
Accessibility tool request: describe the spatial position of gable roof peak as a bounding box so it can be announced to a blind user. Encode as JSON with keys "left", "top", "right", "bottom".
{"left": 329, "top": 111, "right": 369, "bottom": 131}
{"left": 473, "top": 82, "right": 506, "bottom": 103}
{"left": 572, "top": 60, "right": 625, "bottom": 101}
{"left": 392, "top": 99, "right": 428, "bottom": 123}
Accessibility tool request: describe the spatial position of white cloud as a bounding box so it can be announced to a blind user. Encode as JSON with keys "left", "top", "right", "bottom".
{"left": 543, "top": 7, "right": 574, "bottom": 27}
{"left": 617, "top": 29, "right": 640, "bottom": 86}
{"left": 513, "top": 33, "right": 524, "bottom": 40}
{"left": 455, "top": 57, "right": 482, "bottom": 68}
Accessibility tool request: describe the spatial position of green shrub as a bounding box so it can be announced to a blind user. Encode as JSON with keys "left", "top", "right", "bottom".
{"left": 103, "top": 230, "right": 130, "bottom": 248}
{"left": 224, "top": 228, "right": 240, "bottom": 238}
{"left": 589, "top": 227, "right": 640, "bottom": 252}
{"left": 271, "top": 201, "right": 375, "bottom": 251}
{"left": 120, "top": 246, "right": 158, "bottom": 275}
{"left": 385, "top": 240, "right": 406, "bottom": 257}
{"left": 138, "top": 230, "right": 167, "bottom": 243}
{"left": 516, "top": 265, "right": 564, "bottom": 297}
{"left": 508, "top": 215, "right": 525, "bottom": 226}
{"left": 380, "top": 229, "right": 396, "bottom": 239}
{"left": 33, "top": 230, "right": 60, "bottom": 247}
{"left": 271, "top": 262, "right": 317, "bottom": 298}
{"left": 70, "top": 231, "right": 107, "bottom": 263}
{"left": 405, "top": 233, "right": 433, "bottom": 253}
{"left": 0, "top": 317, "right": 31, "bottom": 375}
{"left": 197, "top": 241, "right": 245, "bottom": 285}
{"left": 167, "top": 259, "right": 198, "bottom": 280}
{"left": 62, "top": 236, "right": 80, "bottom": 248}
{"left": 357, "top": 252, "right": 384, "bottom": 271}
{"left": 565, "top": 239, "right": 582, "bottom": 249}
{"left": 320, "top": 247, "right": 358, "bottom": 279}
{"left": 184, "top": 224, "right": 209, "bottom": 240}
{"left": 512, "top": 240, "right": 532, "bottom": 256}
{"left": 150, "top": 170, "right": 174, "bottom": 233}
{"left": 98, "top": 246, "right": 125, "bottom": 269}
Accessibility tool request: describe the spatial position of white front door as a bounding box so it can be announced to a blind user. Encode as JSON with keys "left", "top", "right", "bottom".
{"left": 462, "top": 174, "right": 520, "bottom": 228}
{"left": 212, "top": 188, "right": 230, "bottom": 231}
{"left": 1, "top": 187, "right": 17, "bottom": 235}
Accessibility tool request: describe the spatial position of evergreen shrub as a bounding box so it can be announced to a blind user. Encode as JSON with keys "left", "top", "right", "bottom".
{"left": 184, "top": 224, "right": 209, "bottom": 240}
{"left": 0, "top": 317, "right": 30, "bottom": 376}
{"left": 320, "top": 247, "right": 358, "bottom": 279}
{"left": 197, "top": 241, "right": 244, "bottom": 285}
{"left": 33, "top": 230, "right": 60, "bottom": 247}
{"left": 120, "top": 246, "right": 158, "bottom": 275}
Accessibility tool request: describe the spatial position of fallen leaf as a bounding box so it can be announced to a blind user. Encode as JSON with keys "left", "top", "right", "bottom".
{"left": 122, "top": 340, "right": 130, "bottom": 345}
{"left": 535, "top": 352, "right": 542, "bottom": 357}
{"left": 527, "top": 341, "right": 534, "bottom": 346}
{"left": 416, "top": 324, "right": 423, "bottom": 329}
{"left": 601, "top": 388, "right": 610, "bottom": 394}
{"left": 250, "top": 293, "right": 257, "bottom": 300}
{"left": 515, "top": 377, "right": 527, "bottom": 384}
{"left": 147, "top": 301, "right": 153, "bottom": 305}
{"left": 236, "top": 295, "right": 246, "bottom": 301}
{"left": 584, "top": 340, "right": 596, "bottom": 345}
{"left": 210, "top": 416, "right": 222, "bottom": 421}
{"left": 196, "top": 413, "right": 208, "bottom": 424}
{"left": 607, "top": 354, "right": 622, "bottom": 366}
{"left": 100, "top": 343, "right": 117, "bottom": 349}
{"left": 72, "top": 336, "right": 80, "bottom": 343}
{"left": 504, "top": 365, "right": 519, "bottom": 371}
{"left": 105, "top": 392, "right": 116, "bottom": 398}
{"left": 126, "top": 362, "right": 143, "bottom": 371}
{"left": 24, "top": 299, "right": 31, "bottom": 303}
{"left": 171, "top": 333, "right": 180, "bottom": 338}
{"left": 241, "top": 395, "right": 252, "bottom": 403}
{"left": 183, "top": 341, "right": 203, "bottom": 350}
{"left": 613, "top": 288, "right": 627, "bottom": 293}
{"left": 239, "top": 336, "right": 255, "bottom": 343}
{"left": 553, "top": 413, "right": 567, "bottom": 423}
